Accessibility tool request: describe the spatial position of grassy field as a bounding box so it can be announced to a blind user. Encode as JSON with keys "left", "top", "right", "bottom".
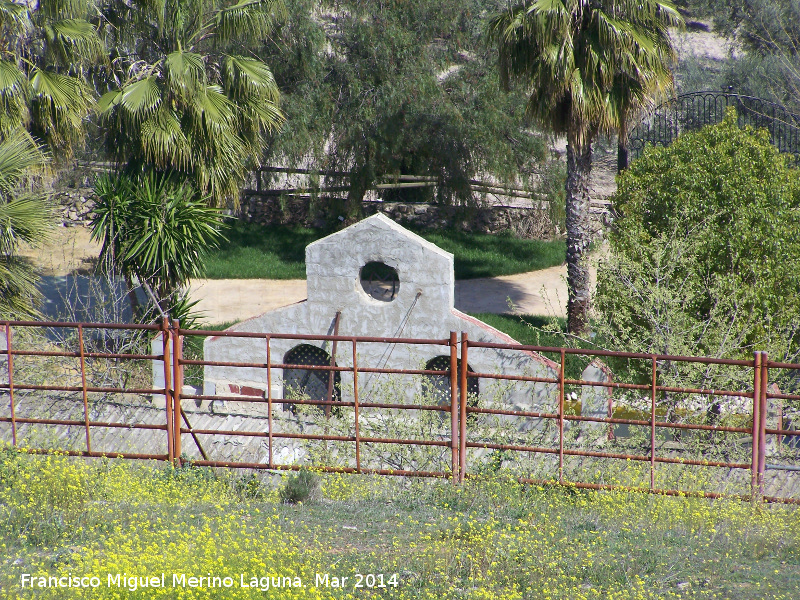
{"left": 202, "top": 223, "right": 565, "bottom": 280}
{"left": 1, "top": 449, "right": 798, "bottom": 599}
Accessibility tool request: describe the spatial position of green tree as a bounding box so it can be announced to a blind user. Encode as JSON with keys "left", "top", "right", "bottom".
{"left": 487, "top": 0, "right": 682, "bottom": 334}
{"left": 97, "top": 0, "right": 286, "bottom": 206}
{"left": 0, "top": 0, "right": 102, "bottom": 156}
{"left": 595, "top": 110, "right": 800, "bottom": 381}
{"left": 90, "top": 172, "right": 227, "bottom": 322}
{"left": 0, "top": 132, "right": 51, "bottom": 319}
{"left": 261, "top": 0, "right": 548, "bottom": 220}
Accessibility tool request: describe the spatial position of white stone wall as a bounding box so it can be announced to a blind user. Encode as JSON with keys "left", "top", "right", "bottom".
{"left": 202, "top": 214, "right": 558, "bottom": 412}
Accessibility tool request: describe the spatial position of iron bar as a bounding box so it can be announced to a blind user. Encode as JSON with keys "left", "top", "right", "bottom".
{"left": 459, "top": 332, "right": 468, "bottom": 482}
{"left": 353, "top": 338, "right": 361, "bottom": 473}
{"left": 78, "top": 325, "right": 91, "bottom": 453}
{"left": 559, "top": 348, "right": 565, "bottom": 484}
{"left": 6, "top": 323, "right": 16, "bottom": 446}
{"left": 266, "top": 336, "right": 273, "bottom": 469}
{"left": 450, "top": 331, "right": 458, "bottom": 482}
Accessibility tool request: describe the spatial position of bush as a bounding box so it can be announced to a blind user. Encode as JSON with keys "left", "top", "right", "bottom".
{"left": 595, "top": 109, "right": 800, "bottom": 383}
{"left": 279, "top": 468, "right": 320, "bottom": 504}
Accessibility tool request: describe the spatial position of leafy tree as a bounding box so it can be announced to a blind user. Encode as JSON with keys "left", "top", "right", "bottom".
{"left": 595, "top": 110, "right": 800, "bottom": 382}
{"left": 97, "top": 0, "right": 286, "bottom": 206}
{"left": 0, "top": 132, "right": 51, "bottom": 319}
{"left": 261, "top": 0, "right": 548, "bottom": 218}
{"left": 0, "top": 0, "right": 102, "bottom": 156}
{"left": 90, "top": 172, "right": 227, "bottom": 322}
{"left": 487, "top": 0, "right": 682, "bottom": 335}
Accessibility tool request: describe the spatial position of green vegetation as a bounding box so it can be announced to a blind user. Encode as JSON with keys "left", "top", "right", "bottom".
{"left": 263, "top": 0, "right": 548, "bottom": 216}
{"left": 0, "top": 0, "right": 100, "bottom": 157}
{"left": 596, "top": 110, "right": 800, "bottom": 361}
{"left": 203, "top": 222, "right": 566, "bottom": 280}
{"left": 1, "top": 450, "right": 799, "bottom": 599}
{"left": 90, "top": 172, "right": 227, "bottom": 324}
{"left": 487, "top": 0, "right": 682, "bottom": 334}
{"left": 97, "top": 0, "right": 285, "bottom": 206}
{"left": 0, "top": 133, "right": 51, "bottom": 319}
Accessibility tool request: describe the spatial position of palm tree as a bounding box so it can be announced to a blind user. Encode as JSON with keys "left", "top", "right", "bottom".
{"left": 488, "top": 0, "right": 682, "bottom": 334}
{"left": 97, "top": 0, "right": 286, "bottom": 207}
{"left": 0, "top": 131, "right": 51, "bottom": 319}
{"left": 0, "top": 0, "right": 102, "bottom": 157}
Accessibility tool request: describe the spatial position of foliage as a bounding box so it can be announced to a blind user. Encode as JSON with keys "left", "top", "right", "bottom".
{"left": 487, "top": 0, "right": 683, "bottom": 334}
{"left": 261, "top": 0, "right": 547, "bottom": 217}
{"left": 96, "top": 0, "right": 285, "bottom": 206}
{"left": 595, "top": 109, "right": 800, "bottom": 386}
{"left": 90, "top": 171, "right": 227, "bottom": 323}
{"left": 0, "top": 132, "right": 51, "bottom": 319}
{"left": 279, "top": 468, "right": 320, "bottom": 504}
{"left": 0, "top": 0, "right": 101, "bottom": 156}
{"left": 2, "top": 450, "right": 800, "bottom": 598}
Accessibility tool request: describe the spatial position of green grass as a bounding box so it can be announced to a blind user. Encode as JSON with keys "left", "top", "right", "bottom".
{"left": 2, "top": 450, "right": 799, "bottom": 599}
{"left": 202, "top": 222, "right": 565, "bottom": 280}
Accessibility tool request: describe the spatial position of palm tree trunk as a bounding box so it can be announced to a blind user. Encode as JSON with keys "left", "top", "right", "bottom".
{"left": 565, "top": 142, "right": 593, "bottom": 335}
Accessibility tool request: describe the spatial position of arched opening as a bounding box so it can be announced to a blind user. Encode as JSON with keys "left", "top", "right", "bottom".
{"left": 283, "top": 344, "right": 341, "bottom": 416}
{"left": 424, "top": 356, "right": 479, "bottom": 413}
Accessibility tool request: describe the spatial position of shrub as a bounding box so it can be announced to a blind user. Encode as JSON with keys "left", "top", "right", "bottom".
{"left": 595, "top": 108, "right": 800, "bottom": 385}
{"left": 279, "top": 468, "right": 320, "bottom": 504}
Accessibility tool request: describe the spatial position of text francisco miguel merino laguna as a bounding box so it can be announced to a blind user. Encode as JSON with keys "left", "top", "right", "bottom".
{"left": 21, "top": 572, "right": 400, "bottom": 591}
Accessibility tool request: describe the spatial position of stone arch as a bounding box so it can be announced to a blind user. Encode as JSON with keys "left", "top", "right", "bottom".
{"left": 283, "top": 344, "right": 341, "bottom": 415}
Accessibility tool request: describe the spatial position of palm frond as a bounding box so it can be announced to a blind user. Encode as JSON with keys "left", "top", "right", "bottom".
{"left": 0, "top": 130, "right": 46, "bottom": 199}
{"left": 117, "top": 75, "right": 162, "bottom": 123}
{"left": 164, "top": 51, "right": 206, "bottom": 100}
{"left": 29, "top": 68, "right": 95, "bottom": 151}
{"left": 46, "top": 18, "right": 105, "bottom": 66}
{"left": 139, "top": 106, "right": 191, "bottom": 170}
{"left": 214, "top": 0, "right": 286, "bottom": 46}
{"left": 0, "top": 195, "right": 53, "bottom": 252}
{"left": 223, "top": 55, "right": 279, "bottom": 100}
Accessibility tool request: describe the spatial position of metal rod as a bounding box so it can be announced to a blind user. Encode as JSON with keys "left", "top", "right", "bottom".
{"left": 559, "top": 348, "right": 565, "bottom": 484}
{"left": 180, "top": 407, "right": 209, "bottom": 461}
{"left": 161, "top": 318, "right": 174, "bottom": 463}
{"left": 172, "top": 320, "right": 183, "bottom": 463}
{"left": 450, "top": 331, "right": 458, "bottom": 483}
{"left": 459, "top": 332, "right": 468, "bottom": 483}
{"left": 78, "top": 325, "right": 92, "bottom": 454}
{"left": 325, "top": 312, "right": 341, "bottom": 418}
{"left": 353, "top": 338, "right": 360, "bottom": 473}
{"left": 751, "top": 351, "right": 762, "bottom": 497}
{"left": 266, "top": 336, "right": 273, "bottom": 469}
{"left": 6, "top": 324, "right": 16, "bottom": 446}
{"left": 758, "top": 352, "right": 768, "bottom": 495}
{"left": 650, "top": 356, "right": 657, "bottom": 490}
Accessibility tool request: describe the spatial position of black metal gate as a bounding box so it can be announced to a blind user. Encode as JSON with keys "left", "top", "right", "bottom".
{"left": 626, "top": 91, "right": 800, "bottom": 166}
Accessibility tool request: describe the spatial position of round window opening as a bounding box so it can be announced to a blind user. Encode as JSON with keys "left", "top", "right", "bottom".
{"left": 360, "top": 261, "right": 399, "bottom": 302}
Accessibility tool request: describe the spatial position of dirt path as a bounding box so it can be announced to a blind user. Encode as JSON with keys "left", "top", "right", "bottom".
{"left": 23, "top": 225, "right": 598, "bottom": 324}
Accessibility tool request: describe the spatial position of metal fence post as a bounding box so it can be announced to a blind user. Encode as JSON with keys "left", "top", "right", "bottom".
{"left": 459, "top": 332, "right": 468, "bottom": 483}
{"left": 171, "top": 320, "right": 183, "bottom": 464}
{"left": 758, "top": 351, "right": 769, "bottom": 496}
{"left": 161, "top": 318, "right": 174, "bottom": 463}
{"left": 449, "top": 331, "right": 458, "bottom": 483}
{"left": 558, "top": 348, "right": 565, "bottom": 484}
{"left": 751, "top": 351, "right": 762, "bottom": 499}
{"left": 5, "top": 323, "right": 16, "bottom": 447}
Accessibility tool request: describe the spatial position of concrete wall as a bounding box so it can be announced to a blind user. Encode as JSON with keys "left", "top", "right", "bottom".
{"left": 202, "top": 214, "right": 558, "bottom": 413}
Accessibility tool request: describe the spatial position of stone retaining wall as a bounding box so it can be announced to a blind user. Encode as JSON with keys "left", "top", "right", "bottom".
{"left": 239, "top": 194, "right": 563, "bottom": 240}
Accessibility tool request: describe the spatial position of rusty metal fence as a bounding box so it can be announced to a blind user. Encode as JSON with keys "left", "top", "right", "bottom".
{"left": 2, "top": 319, "right": 800, "bottom": 504}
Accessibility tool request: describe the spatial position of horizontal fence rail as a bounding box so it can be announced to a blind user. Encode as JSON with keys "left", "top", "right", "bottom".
{"left": 1, "top": 319, "right": 799, "bottom": 504}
